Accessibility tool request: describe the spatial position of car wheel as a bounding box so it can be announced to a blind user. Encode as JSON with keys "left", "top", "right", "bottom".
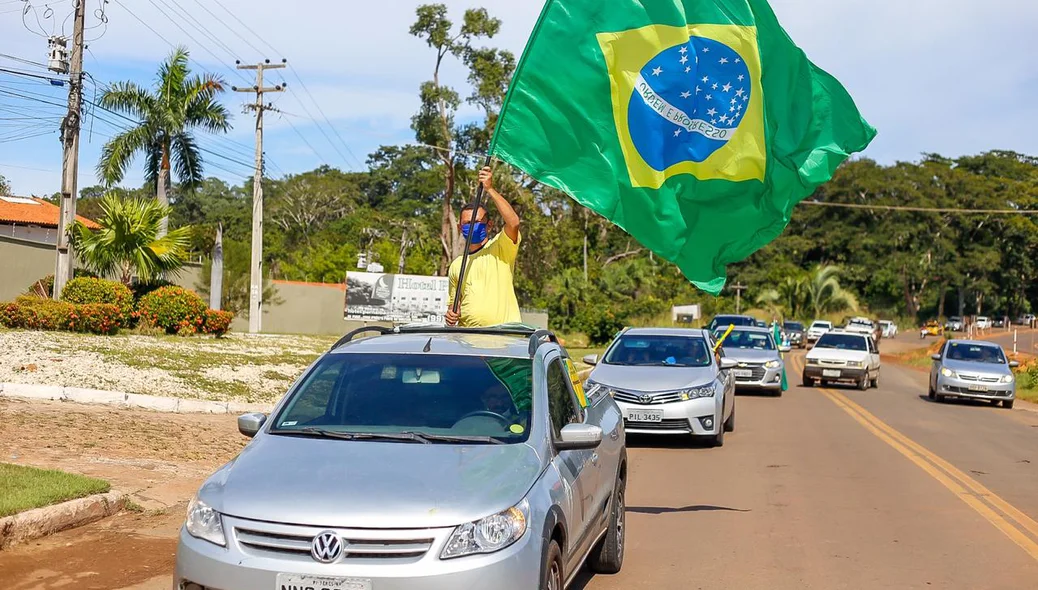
{"left": 928, "top": 381, "right": 936, "bottom": 399}
{"left": 542, "top": 540, "right": 564, "bottom": 590}
{"left": 870, "top": 373, "right": 879, "bottom": 388}
{"left": 858, "top": 377, "right": 869, "bottom": 391}
{"left": 589, "top": 475, "right": 625, "bottom": 574}
{"left": 1004, "top": 400, "right": 1015, "bottom": 410}
{"left": 935, "top": 392, "right": 946, "bottom": 402}
{"left": 724, "top": 402, "right": 736, "bottom": 432}
{"left": 802, "top": 373, "right": 814, "bottom": 387}
{"left": 710, "top": 419, "right": 725, "bottom": 447}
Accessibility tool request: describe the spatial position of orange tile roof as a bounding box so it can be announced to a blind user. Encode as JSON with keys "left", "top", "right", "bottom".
{"left": 0, "top": 196, "right": 100, "bottom": 229}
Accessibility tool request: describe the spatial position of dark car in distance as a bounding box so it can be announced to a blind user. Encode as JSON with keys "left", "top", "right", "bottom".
{"left": 708, "top": 314, "right": 758, "bottom": 332}
{"left": 782, "top": 321, "right": 806, "bottom": 349}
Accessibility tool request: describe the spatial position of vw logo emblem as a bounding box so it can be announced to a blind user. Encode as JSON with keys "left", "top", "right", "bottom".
{"left": 311, "top": 531, "right": 344, "bottom": 563}
{"left": 639, "top": 394, "right": 653, "bottom": 404}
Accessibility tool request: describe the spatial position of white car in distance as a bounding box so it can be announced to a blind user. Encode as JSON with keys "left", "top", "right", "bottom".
{"left": 802, "top": 330, "right": 882, "bottom": 391}
{"left": 806, "top": 320, "right": 833, "bottom": 344}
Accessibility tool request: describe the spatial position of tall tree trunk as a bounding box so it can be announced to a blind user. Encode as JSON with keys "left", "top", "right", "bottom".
{"left": 210, "top": 223, "right": 223, "bottom": 310}
{"left": 937, "top": 283, "right": 947, "bottom": 322}
{"left": 398, "top": 227, "right": 408, "bottom": 274}
{"left": 157, "top": 144, "right": 170, "bottom": 238}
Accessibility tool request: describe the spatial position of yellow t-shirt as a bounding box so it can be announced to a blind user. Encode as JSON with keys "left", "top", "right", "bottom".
{"left": 447, "top": 231, "right": 522, "bottom": 327}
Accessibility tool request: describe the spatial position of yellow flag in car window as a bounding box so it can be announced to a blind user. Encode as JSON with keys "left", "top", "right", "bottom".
{"left": 566, "top": 359, "right": 588, "bottom": 408}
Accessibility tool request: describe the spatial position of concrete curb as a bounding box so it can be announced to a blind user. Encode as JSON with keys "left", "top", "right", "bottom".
{"left": 0, "top": 491, "right": 126, "bottom": 550}
{"left": 0, "top": 382, "right": 273, "bottom": 415}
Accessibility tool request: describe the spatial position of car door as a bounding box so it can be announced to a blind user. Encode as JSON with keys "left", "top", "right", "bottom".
{"left": 930, "top": 341, "right": 946, "bottom": 389}
{"left": 866, "top": 336, "right": 880, "bottom": 377}
{"left": 545, "top": 355, "right": 598, "bottom": 569}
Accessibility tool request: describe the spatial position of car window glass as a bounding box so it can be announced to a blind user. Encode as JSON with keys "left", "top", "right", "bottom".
{"left": 946, "top": 343, "right": 1006, "bottom": 364}
{"left": 814, "top": 333, "right": 868, "bottom": 351}
{"left": 602, "top": 335, "right": 712, "bottom": 367}
{"left": 547, "top": 359, "right": 581, "bottom": 440}
{"left": 720, "top": 330, "right": 775, "bottom": 351}
{"left": 272, "top": 353, "right": 533, "bottom": 442}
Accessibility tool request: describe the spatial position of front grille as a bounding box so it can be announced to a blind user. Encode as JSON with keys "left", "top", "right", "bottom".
{"left": 945, "top": 386, "right": 1009, "bottom": 396}
{"left": 818, "top": 359, "right": 848, "bottom": 367}
{"left": 735, "top": 366, "right": 766, "bottom": 382}
{"left": 958, "top": 374, "right": 1001, "bottom": 383}
{"left": 612, "top": 389, "right": 684, "bottom": 405}
{"left": 234, "top": 525, "right": 434, "bottom": 561}
{"left": 624, "top": 418, "right": 691, "bottom": 431}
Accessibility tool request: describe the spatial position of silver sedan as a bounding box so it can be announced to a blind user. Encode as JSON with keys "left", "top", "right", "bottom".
{"left": 928, "top": 340, "right": 1019, "bottom": 409}
{"left": 714, "top": 326, "right": 790, "bottom": 396}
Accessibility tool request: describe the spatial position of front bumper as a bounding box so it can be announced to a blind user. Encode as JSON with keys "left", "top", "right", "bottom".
{"left": 175, "top": 516, "right": 541, "bottom": 590}
{"left": 732, "top": 365, "right": 783, "bottom": 391}
{"left": 615, "top": 397, "right": 720, "bottom": 436}
{"left": 803, "top": 364, "right": 867, "bottom": 383}
{"left": 935, "top": 376, "right": 1015, "bottom": 401}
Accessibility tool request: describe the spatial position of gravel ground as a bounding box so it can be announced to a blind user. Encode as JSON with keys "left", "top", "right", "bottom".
{"left": 0, "top": 329, "right": 338, "bottom": 402}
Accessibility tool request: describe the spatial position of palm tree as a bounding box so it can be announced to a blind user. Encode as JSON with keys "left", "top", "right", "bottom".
{"left": 70, "top": 194, "right": 193, "bottom": 285}
{"left": 807, "top": 264, "right": 859, "bottom": 318}
{"left": 96, "top": 47, "right": 231, "bottom": 236}
{"left": 757, "top": 274, "right": 810, "bottom": 320}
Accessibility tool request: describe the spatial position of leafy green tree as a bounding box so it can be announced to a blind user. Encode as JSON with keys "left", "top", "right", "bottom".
{"left": 0, "top": 173, "right": 10, "bottom": 196}
{"left": 70, "top": 195, "right": 192, "bottom": 285}
{"left": 806, "top": 265, "right": 858, "bottom": 319}
{"left": 96, "top": 47, "right": 231, "bottom": 235}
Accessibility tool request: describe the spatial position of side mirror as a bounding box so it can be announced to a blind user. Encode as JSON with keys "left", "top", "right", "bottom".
{"left": 778, "top": 345, "right": 792, "bottom": 353}
{"left": 582, "top": 354, "right": 599, "bottom": 366}
{"left": 556, "top": 423, "right": 602, "bottom": 451}
{"left": 719, "top": 358, "right": 738, "bottom": 370}
{"left": 931, "top": 354, "right": 941, "bottom": 362}
{"left": 238, "top": 413, "right": 267, "bottom": 438}
{"left": 1009, "top": 360, "right": 1020, "bottom": 368}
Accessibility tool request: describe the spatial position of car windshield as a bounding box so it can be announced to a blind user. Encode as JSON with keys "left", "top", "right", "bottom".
{"left": 708, "top": 316, "right": 755, "bottom": 330}
{"left": 720, "top": 330, "right": 775, "bottom": 351}
{"left": 810, "top": 322, "right": 831, "bottom": 329}
{"left": 850, "top": 319, "right": 872, "bottom": 327}
{"left": 814, "top": 333, "right": 868, "bottom": 351}
{"left": 271, "top": 353, "right": 533, "bottom": 443}
{"left": 946, "top": 343, "right": 1006, "bottom": 364}
{"left": 602, "top": 335, "right": 712, "bottom": 367}
{"left": 783, "top": 322, "right": 804, "bottom": 330}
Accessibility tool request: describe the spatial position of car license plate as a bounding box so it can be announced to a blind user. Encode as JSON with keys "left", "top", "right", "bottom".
{"left": 822, "top": 369, "right": 842, "bottom": 378}
{"left": 627, "top": 409, "right": 663, "bottom": 422}
{"left": 968, "top": 385, "right": 989, "bottom": 393}
{"left": 733, "top": 369, "right": 754, "bottom": 378}
{"left": 276, "top": 574, "right": 372, "bottom": 590}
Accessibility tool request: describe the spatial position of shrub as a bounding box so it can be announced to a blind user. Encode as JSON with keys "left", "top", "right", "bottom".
{"left": 137, "top": 286, "right": 208, "bottom": 334}
{"left": 60, "top": 277, "right": 135, "bottom": 326}
{"left": 130, "top": 279, "right": 175, "bottom": 301}
{"left": 25, "top": 270, "right": 97, "bottom": 298}
{"left": 203, "top": 309, "right": 234, "bottom": 336}
{"left": 0, "top": 299, "right": 120, "bottom": 335}
{"left": 576, "top": 306, "right": 627, "bottom": 345}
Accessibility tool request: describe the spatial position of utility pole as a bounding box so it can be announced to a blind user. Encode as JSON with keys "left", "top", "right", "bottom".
{"left": 53, "top": 0, "right": 86, "bottom": 300}
{"left": 731, "top": 283, "right": 747, "bottom": 314}
{"left": 233, "top": 59, "right": 285, "bottom": 333}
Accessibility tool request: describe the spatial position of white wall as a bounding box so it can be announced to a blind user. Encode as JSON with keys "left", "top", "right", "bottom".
{"left": 0, "top": 224, "right": 58, "bottom": 245}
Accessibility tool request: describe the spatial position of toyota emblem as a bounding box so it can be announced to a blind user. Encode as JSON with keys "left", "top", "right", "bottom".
{"left": 311, "top": 531, "right": 344, "bottom": 563}
{"left": 639, "top": 394, "right": 653, "bottom": 404}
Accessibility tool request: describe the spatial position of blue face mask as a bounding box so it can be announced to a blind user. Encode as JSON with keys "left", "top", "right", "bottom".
{"left": 461, "top": 221, "right": 488, "bottom": 244}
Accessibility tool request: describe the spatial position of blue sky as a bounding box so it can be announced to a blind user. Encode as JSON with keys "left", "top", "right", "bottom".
{"left": 2, "top": 0, "right": 1037, "bottom": 196}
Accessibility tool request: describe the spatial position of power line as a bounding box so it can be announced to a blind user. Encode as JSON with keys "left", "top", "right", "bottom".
{"left": 139, "top": 0, "right": 250, "bottom": 86}
{"left": 800, "top": 201, "right": 1038, "bottom": 215}
{"left": 285, "top": 67, "right": 363, "bottom": 169}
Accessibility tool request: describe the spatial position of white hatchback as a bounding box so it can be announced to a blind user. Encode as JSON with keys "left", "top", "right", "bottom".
{"left": 802, "top": 331, "right": 881, "bottom": 390}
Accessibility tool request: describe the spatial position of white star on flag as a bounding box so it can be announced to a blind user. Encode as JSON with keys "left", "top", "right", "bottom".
{"left": 674, "top": 129, "right": 682, "bottom": 137}
{"left": 680, "top": 55, "right": 689, "bottom": 65}
{"left": 702, "top": 47, "right": 710, "bottom": 53}
{"left": 685, "top": 67, "right": 691, "bottom": 73}
{"left": 736, "top": 104, "right": 743, "bottom": 112}
{"left": 719, "top": 57, "right": 729, "bottom": 64}
{"left": 722, "top": 83, "right": 732, "bottom": 92}
{"left": 737, "top": 75, "right": 745, "bottom": 81}
{"left": 731, "top": 98, "right": 737, "bottom": 105}
{"left": 680, "top": 46, "right": 688, "bottom": 54}
{"left": 707, "top": 108, "right": 717, "bottom": 116}
{"left": 652, "top": 67, "right": 663, "bottom": 76}
{"left": 705, "top": 94, "right": 713, "bottom": 100}
{"left": 712, "top": 83, "right": 718, "bottom": 90}
{"left": 719, "top": 114, "right": 729, "bottom": 123}
{"left": 735, "top": 89, "right": 745, "bottom": 97}
{"left": 735, "top": 58, "right": 741, "bottom": 63}
{"left": 730, "top": 106, "right": 736, "bottom": 112}
{"left": 701, "top": 76, "right": 709, "bottom": 83}
{"left": 742, "top": 95, "right": 748, "bottom": 102}
{"left": 695, "top": 86, "right": 701, "bottom": 93}
{"left": 680, "top": 91, "right": 691, "bottom": 99}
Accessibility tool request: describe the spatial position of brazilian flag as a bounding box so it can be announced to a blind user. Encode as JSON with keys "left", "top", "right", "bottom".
{"left": 490, "top": 0, "right": 876, "bottom": 294}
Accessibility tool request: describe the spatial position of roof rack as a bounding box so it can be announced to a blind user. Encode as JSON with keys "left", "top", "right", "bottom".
{"left": 329, "top": 324, "right": 562, "bottom": 359}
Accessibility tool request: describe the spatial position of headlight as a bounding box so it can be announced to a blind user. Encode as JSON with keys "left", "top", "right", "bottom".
{"left": 681, "top": 385, "right": 715, "bottom": 399}
{"left": 441, "top": 499, "right": 528, "bottom": 559}
{"left": 940, "top": 367, "right": 957, "bottom": 378}
{"left": 186, "top": 496, "right": 226, "bottom": 546}
{"left": 764, "top": 360, "right": 781, "bottom": 369}
{"left": 584, "top": 379, "right": 612, "bottom": 398}
{"left": 1001, "top": 374, "right": 1014, "bottom": 384}
{"left": 806, "top": 358, "right": 820, "bottom": 366}
{"left": 847, "top": 361, "right": 864, "bottom": 368}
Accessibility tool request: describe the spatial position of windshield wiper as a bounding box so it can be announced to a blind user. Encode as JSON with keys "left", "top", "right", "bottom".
{"left": 297, "top": 428, "right": 431, "bottom": 444}
{"left": 400, "top": 431, "right": 506, "bottom": 445}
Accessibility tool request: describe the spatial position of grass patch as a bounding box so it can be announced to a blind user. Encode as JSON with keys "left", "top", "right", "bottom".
{"left": 0, "top": 463, "right": 111, "bottom": 517}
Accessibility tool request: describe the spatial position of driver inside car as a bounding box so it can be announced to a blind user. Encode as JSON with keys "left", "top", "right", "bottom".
{"left": 480, "top": 385, "right": 521, "bottom": 425}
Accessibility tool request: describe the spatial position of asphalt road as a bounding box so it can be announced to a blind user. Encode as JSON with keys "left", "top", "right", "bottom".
{"left": 982, "top": 327, "right": 1038, "bottom": 356}
{"left": 2, "top": 354, "right": 1037, "bottom": 590}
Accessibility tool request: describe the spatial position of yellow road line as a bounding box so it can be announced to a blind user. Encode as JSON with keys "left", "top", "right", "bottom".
{"left": 788, "top": 352, "right": 1038, "bottom": 557}
{"left": 820, "top": 388, "right": 1038, "bottom": 561}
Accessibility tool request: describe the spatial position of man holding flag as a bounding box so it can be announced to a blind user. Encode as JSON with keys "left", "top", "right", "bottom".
{"left": 445, "top": 166, "right": 523, "bottom": 327}
{"left": 480, "top": 0, "right": 875, "bottom": 295}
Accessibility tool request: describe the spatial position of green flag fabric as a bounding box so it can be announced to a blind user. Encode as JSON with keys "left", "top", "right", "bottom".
{"left": 490, "top": 0, "right": 876, "bottom": 294}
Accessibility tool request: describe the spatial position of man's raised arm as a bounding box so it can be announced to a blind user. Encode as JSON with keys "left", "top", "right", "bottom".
{"left": 479, "top": 166, "right": 520, "bottom": 243}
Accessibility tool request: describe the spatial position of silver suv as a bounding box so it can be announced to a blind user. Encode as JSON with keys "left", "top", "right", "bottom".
{"left": 175, "top": 325, "right": 627, "bottom": 590}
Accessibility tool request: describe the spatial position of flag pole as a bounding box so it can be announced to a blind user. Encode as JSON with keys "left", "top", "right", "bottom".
{"left": 450, "top": 154, "right": 494, "bottom": 320}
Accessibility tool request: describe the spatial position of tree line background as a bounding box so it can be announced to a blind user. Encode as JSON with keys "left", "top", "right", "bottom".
{"left": 19, "top": 4, "right": 1038, "bottom": 343}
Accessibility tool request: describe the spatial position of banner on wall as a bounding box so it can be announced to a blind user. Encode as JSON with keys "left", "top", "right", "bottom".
{"left": 345, "top": 272, "right": 449, "bottom": 323}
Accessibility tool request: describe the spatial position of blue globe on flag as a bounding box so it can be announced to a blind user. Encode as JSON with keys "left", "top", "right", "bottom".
{"left": 628, "top": 37, "right": 752, "bottom": 172}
